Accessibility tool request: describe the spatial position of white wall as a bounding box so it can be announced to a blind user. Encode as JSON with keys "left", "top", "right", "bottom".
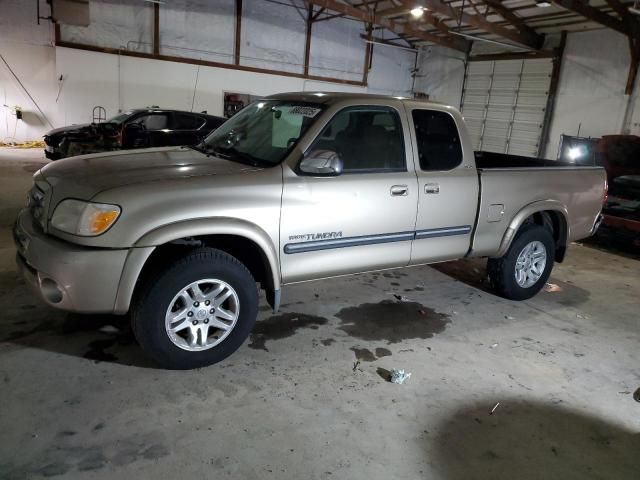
{"left": 413, "top": 46, "right": 466, "bottom": 108}
{"left": 0, "top": 0, "right": 57, "bottom": 142}
{"left": 2, "top": 0, "right": 417, "bottom": 141}
{"left": 544, "top": 29, "right": 638, "bottom": 158}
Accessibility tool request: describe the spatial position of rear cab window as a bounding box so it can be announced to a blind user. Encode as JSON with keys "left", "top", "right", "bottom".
{"left": 411, "top": 109, "right": 462, "bottom": 171}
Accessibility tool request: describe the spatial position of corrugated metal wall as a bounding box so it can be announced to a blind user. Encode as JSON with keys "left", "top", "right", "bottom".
{"left": 461, "top": 58, "right": 553, "bottom": 157}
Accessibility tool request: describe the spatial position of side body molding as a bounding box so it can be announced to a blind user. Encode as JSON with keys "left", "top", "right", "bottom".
{"left": 495, "top": 200, "right": 570, "bottom": 258}
{"left": 113, "top": 217, "right": 281, "bottom": 314}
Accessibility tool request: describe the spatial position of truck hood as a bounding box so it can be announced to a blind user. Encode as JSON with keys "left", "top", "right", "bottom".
{"left": 45, "top": 123, "right": 94, "bottom": 137}
{"left": 39, "top": 146, "right": 261, "bottom": 202}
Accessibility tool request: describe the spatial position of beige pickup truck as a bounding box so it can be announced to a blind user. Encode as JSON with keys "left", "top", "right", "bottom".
{"left": 14, "top": 93, "right": 606, "bottom": 369}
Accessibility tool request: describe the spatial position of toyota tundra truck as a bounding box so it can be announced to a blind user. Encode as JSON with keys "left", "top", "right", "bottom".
{"left": 14, "top": 93, "right": 607, "bottom": 369}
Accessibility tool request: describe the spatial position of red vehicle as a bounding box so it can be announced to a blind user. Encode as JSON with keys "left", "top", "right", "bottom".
{"left": 595, "top": 135, "right": 640, "bottom": 250}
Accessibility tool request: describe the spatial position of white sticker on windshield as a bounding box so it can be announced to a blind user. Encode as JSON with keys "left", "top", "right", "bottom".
{"left": 289, "top": 106, "right": 322, "bottom": 118}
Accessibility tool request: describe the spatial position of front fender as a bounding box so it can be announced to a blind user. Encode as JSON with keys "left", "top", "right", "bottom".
{"left": 136, "top": 216, "right": 281, "bottom": 287}
{"left": 112, "top": 217, "right": 280, "bottom": 314}
{"left": 495, "top": 200, "right": 570, "bottom": 258}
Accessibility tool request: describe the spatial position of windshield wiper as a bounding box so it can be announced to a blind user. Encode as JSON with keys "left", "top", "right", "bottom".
{"left": 185, "top": 143, "right": 207, "bottom": 154}
{"left": 223, "top": 147, "right": 271, "bottom": 167}
{"left": 203, "top": 144, "right": 269, "bottom": 167}
{"left": 187, "top": 143, "right": 234, "bottom": 160}
{"left": 207, "top": 146, "right": 232, "bottom": 159}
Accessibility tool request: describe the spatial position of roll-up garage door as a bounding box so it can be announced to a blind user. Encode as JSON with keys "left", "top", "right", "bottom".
{"left": 461, "top": 58, "right": 553, "bottom": 157}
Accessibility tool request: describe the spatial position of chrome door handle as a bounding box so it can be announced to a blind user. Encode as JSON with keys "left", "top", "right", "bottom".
{"left": 390, "top": 185, "right": 408, "bottom": 196}
{"left": 424, "top": 183, "right": 440, "bottom": 194}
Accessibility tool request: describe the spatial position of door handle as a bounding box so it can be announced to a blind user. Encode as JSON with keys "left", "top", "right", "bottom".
{"left": 390, "top": 185, "right": 408, "bottom": 196}
{"left": 424, "top": 183, "right": 440, "bottom": 194}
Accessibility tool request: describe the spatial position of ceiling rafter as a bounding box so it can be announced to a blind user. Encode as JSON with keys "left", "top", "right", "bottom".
{"left": 398, "top": 0, "right": 543, "bottom": 49}
{"left": 604, "top": 0, "right": 640, "bottom": 93}
{"left": 305, "top": 0, "right": 471, "bottom": 51}
{"left": 550, "top": 0, "right": 628, "bottom": 35}
{"left": 481, "top": 0, "right": 544, "bottom": 47}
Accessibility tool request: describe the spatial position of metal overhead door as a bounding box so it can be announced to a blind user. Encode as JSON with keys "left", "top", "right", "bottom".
{"left": 461, "top": 58, "right": 553, "bottom": 157}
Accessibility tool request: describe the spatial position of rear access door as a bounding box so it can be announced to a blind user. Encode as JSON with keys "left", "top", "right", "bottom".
{"left": 406, "top": 105, "right": 479, "bottom": 264}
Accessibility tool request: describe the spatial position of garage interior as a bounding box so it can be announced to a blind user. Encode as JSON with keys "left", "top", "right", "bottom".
{"left": 1, "top": 0, "right": 639, "bottom": 478}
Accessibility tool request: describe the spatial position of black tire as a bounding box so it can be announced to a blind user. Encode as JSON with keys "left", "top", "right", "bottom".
{"left": 132, "top": 247, "right": 258, "bottom": 369}
{"left": 487, "top": 224, "right": 555, "bottom": 301}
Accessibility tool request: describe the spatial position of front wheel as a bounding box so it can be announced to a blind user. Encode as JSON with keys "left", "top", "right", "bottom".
{"left": 487, "top": 224, "right": 554, "bottom": 300}
{"left": 132, "top": 248, "right": 258, "bottom": 369}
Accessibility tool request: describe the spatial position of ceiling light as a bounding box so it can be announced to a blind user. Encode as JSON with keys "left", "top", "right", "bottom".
{"left": 535, "top": 0, "right": 552, "bottom": 7}
{"left": 410, "top": 7, "right": 425, "bottom": 18}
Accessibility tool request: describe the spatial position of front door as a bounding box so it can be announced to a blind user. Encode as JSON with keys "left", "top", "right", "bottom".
{"left": 137, "top": 112, "right": 173, "bottom": 147}
{"left": 408, "top": 107, "right": 479, "bottom": 264}
{"left": 280, "top": 105, "right": 419, "bottom": 283}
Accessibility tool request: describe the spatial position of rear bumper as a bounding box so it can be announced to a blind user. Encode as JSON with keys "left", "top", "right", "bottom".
{"left": 13, "top": 209, "right": 129, "bottom": 313}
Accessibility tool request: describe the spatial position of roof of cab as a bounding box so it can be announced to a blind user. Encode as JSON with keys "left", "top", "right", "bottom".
{"left": 264, "top": 91, "right": 446, "bottom": 107}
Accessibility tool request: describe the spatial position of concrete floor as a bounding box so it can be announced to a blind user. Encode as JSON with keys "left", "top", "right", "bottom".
{"left": 0, "top": 147, "right": 638, "bottom": 479}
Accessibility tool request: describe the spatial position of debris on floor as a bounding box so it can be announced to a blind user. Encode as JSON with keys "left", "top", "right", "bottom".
{"left": 352, "top": 360, "right": 362, "bottom": 373}
{"left": 505, "top": 315, "right": 515, "bottom": 320}
{"left": 489, "top": 402, "right": 501, "bottom": 415}
{"left": 490, "top": 343, "right": 499, "bottom": 349}
{"left": 391, "top": 293, "right": 412, "bottom": 302}
{"left": 0, "top": 140, "right": 45, "bottom": 148}
{"left": 634, "top": 388, "right": 640, "bottom": 403}
{"left": 544, "top": 282, "right": 562, "bottom": 292}
{"left": 390, "top": 369, "right": 411, "bottom": 384}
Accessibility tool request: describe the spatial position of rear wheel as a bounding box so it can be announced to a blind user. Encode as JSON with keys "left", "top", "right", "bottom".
{"left": 132, "top": 247, "right": 258, "bottom": 369}
{"left": 487, "top": 224, "right": 554, "bottom": 300}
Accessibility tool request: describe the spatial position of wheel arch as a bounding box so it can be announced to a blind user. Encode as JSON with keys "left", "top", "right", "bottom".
{"left": 495, "top": 201, "right": 570, "bottom": 262}
{"left": 113, "top": 218, "right": 280, "bottom": 314}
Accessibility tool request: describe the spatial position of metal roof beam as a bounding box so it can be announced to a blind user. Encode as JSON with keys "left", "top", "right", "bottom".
{"left": 305, "top": 0, "right": 470, "bottom": 51}
{"left": 481, "top": 0, "right": 544, "bottom": 47}
{"left": 550, "top": 0, "right": 628, "bottom": 35}
{"left": 404, "top": 0, "right": 543, "bottom": 48}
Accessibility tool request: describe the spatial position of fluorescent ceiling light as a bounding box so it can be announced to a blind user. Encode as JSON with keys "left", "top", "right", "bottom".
{"left": 411, "top": 7, "right": 425, "bottom": 18}
{"left": 535, "top": 1, "right": 552, "bottom": 7}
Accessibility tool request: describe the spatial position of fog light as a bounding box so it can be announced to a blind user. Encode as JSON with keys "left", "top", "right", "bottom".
{"left": 40, "top": 278, "right": 63, "bottom": 304}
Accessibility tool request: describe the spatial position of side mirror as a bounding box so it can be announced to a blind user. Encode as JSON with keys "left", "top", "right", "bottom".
{"left": 299, "top": 149, "right": 343, "bottom": 176}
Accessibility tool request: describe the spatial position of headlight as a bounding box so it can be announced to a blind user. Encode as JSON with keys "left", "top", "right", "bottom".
{"left": 51, "top": 199, "right": 121, "bottom": 236}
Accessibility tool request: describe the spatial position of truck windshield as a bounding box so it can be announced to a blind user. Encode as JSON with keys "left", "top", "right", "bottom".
{"left": 201, "top": 101, "right": 324, "bottom": 167}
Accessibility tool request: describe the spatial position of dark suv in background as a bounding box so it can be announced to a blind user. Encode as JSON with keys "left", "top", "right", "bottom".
{"left": 44, "top": 108, "right": 226, "bottom": 160}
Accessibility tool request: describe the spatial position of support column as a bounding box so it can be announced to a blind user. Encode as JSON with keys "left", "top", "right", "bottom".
{"left": 234, "top": 0, "right": 243, "bottom": 66}
{"left": 304, "top": 3, "right": 313, "bottom": 76}
{"left": 362, "top": 23, "right": 373, "bottom": 86}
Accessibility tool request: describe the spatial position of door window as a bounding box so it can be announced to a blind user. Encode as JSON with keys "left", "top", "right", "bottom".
{"left": 412, "top": 110, "right": 462, "bottom": 171}
{"left": 310, "top": 107, "right": 405, "bottom": 173}
{"left": 135, "top": 113, "right": 169, "bottom": 130}
{"left": 174, "top": 113, "right": 205, "bottom": 130}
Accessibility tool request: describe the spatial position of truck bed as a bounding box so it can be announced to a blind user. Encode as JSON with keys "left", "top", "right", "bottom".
{"left": 475, "top": 151, "right": 587, "bottom": 169}
{"left": 470, "top": 154, "right": 606, "bottom": 258}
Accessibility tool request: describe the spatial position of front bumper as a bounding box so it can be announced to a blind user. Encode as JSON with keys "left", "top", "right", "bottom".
{"left": 13, "top": 209, "right": 129, "bottom": 313}
{"left": 591, "top": 213, "right": 604, "bottom": 236}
